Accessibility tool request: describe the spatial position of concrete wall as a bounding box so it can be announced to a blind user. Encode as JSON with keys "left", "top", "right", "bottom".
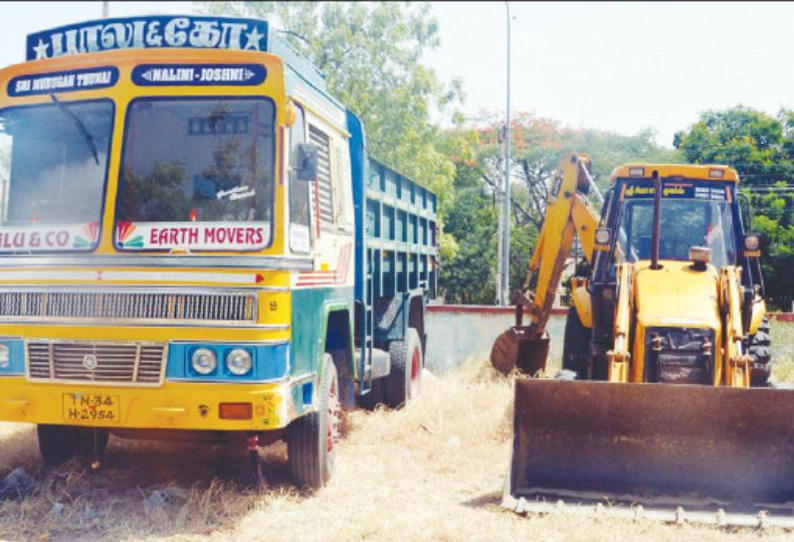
{"left": 424, "top": 305, "right": 794, "bottom": 375}
{"left": 424, "top": 305, "right": 566, "bottom": 374}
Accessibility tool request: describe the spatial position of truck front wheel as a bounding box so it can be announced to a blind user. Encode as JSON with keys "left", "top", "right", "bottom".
{"left": 287, "top": 353, "right": 340, "bottom": 490}
{"left": 385, "top": 327, "right": 423, "bottom": 408}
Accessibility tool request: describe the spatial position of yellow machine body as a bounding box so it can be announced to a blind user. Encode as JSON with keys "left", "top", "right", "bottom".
{"left": 495, "top": 155, "right": 793, "bottom": 522}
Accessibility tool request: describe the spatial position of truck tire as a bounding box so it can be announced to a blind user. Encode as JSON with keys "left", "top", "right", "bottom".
{"left": 287, "top": 353, "right": 340, "bottom": 490}
{"left": 750, "top": 317, "right": 773, "bottom": 387}
{"left": 385, "top": 328, "right": 423, "bottom": 408}
{"left": 562, "top": 306, "right": 590, "bottom": 380}
{"left": 37, "top": 425, "right": 109, "bottom": 466}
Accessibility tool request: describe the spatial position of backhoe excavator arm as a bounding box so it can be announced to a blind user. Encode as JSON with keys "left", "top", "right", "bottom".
{"left": 491, "top": 152, "right": 602, "bottom": 374}
{"left": 518, "top": 153, "right": 601, "bottom": 333}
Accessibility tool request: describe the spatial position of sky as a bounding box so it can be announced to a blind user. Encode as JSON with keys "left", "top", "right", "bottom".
{"left": 2, "top": 2, "right": 794, "bottom": 148}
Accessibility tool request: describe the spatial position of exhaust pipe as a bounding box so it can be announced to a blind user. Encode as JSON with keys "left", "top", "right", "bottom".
{"left": 651, "top": 170, "right": 662, "bottom": 270}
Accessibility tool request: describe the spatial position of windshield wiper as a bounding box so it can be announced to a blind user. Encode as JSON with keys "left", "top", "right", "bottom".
{"left": 50, "top": 94, "right": 99, "bottom": 165}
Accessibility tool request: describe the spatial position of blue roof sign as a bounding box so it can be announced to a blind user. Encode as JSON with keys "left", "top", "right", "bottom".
{"left": 8, "top": 66, "right": 119, "bottom": 96}
{"left": 131, "top": 64, "right": 266, "bottom": 86}
{"left": 26, "top": 16, "right": 269, "bottom": 61}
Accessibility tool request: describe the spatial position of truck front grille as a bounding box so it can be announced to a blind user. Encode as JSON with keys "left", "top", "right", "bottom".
{"left": 0, "top": 290, "right": 257, "bottom": 325}
{"left": 27, "top": 340, "right": 166, "bottom": 386}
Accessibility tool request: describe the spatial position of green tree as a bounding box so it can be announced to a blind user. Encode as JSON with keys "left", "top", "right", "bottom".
{"left": 674, "top": 106, "right": 794, "bottom": 186}
{"left": 439, "top": 161, "right": 498, "bottom": 304}
{"left": 197, "top": 1, "right": 461, "bottom": 222}
{"left": 118, "top": 161, "right": 191, "bottom": 222}
{"left": 440, "top": 115, "right": 681, "bottom": 303}
{"left": 674, "top": 106, "right": 794, "bottom": 309}
{"left": 474, "top": 113, "right": 682, "bottom": 230}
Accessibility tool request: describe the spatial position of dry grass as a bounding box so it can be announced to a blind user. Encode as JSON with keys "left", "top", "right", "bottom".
{"left": 771, "top": 320, "right": 794, "bottom": 385}
{"left": 0, "top": 357, "right": 792, "bottom": 541}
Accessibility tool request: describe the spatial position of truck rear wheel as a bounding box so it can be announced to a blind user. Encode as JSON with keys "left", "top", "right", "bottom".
{"left": 562, "top": 306, "right": 590, "bottom": 380}
{"left": 287, "top": 353, "right": 340, "bottom": 490}
{"left": 750, "top": 317, "right": 773, "bottom": 387}
{"left": 37, "top": 425, "right": 109, "bottom": 465}
{"left": 385, "top": 328, "right": 422, "bottom": 408}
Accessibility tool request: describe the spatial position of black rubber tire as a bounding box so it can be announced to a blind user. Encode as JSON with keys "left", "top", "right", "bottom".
{"left": 750, "top": 317, "right": 773, "bottom": 387}
{"left": 385, "top": 328, "right": 423, "bottom": 408}
{"left": 287, "top": 353, "right": 339, "bottom": 490}
{"left": 37, "top": 425, "right": 109, "bottom": 466}
{"left": 562, "top": 306, "right": 591, "bottom": 380}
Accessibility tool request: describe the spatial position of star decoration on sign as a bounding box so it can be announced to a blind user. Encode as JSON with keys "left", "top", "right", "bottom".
{"left": 244, "top": 27, "right": 265, "bottom": 50}
{"left": 33, "top": 38, "right": 49, "bottom": 59}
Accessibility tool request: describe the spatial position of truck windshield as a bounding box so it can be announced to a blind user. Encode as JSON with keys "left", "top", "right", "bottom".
{"left": 0, "top": 100, "right": 112, "bottom": 252}
{"left": 115, "top": 97, "right": 275, "bottom": 251}
{"left": 618, "top": 196, "right": 737, "bottom": 268}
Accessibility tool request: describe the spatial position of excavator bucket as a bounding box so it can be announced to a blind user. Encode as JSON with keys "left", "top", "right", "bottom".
{"left": 490, "top": 327, "right": 549, "bottom": 376}
{"left": 507, "top": 378, "right": 794, "bottom": 519}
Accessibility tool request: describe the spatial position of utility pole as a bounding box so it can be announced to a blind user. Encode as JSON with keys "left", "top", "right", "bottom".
{"left": 496, "top": 184, "right": 503, "bottom": 304}
{"left": 500, "top": 1, "right": 513, "bottom": 306}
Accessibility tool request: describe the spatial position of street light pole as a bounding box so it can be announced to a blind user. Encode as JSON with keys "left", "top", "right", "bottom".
{"left": 500, "top": 1, "right": 512, "bottom": 306}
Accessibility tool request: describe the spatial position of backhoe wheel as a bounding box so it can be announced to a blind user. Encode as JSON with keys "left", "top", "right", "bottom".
{"left": 385, "top": 328, "right": 423, "bottom": 408}
{"left": 562, "top": 306, "right": 590, "bottom": 379}
{"left": 750, "top": 317, "right": 773, "bottom": 387}
{"left": 37, "top": 425, "right": 109, "bottom": 466}
{"left": 287, "top": 353, "right": 340, "bottom": 490}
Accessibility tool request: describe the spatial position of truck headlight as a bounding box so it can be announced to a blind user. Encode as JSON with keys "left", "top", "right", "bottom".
{"left": 191, "top": 348, "right": 217, "bottom": 375}
{"left": 226, "top": 349, "right": 253, "bottom": 376}
{"left": 0, "top": 345, "right": 9, "bottom": 368}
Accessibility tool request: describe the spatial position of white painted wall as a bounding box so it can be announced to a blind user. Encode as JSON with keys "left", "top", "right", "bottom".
{"left": 424, "top": 309, "right": 566, "bottom": 374}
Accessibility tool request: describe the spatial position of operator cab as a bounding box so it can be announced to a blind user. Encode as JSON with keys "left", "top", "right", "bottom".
{"left": 616, "top": 181, "right": 737, "bottom": 268}
{"left": 595, "top": 164, "right": 746, "bottom": 278}
{"left": 587, "top": 164, "right": 762, "bottom": 382}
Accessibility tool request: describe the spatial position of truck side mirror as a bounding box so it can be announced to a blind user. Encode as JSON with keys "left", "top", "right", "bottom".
{"left": 296, "top": 143, "right": 319, "bottom": 181}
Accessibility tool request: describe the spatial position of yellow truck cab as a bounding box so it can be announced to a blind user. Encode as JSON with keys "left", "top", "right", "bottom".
{"left": 0, "top": 15, "right": 438, "bottom": 489}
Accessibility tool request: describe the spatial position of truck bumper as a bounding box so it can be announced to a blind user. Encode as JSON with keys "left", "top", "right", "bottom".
{"left": 0, "top": 377, "right": 301, "bottom": 431}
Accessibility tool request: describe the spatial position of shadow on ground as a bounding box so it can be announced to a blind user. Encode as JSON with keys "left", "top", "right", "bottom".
{"left": 0, "top": 423, "right": 303, "bottom": 540}
{"left": 461, "top": 490, "right": 503, "bottom": 510}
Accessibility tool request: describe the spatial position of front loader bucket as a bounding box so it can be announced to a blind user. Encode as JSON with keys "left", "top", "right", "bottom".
{"left": 490, "top": 328, "right": 550, "bottom": 376}
{"left": 510, "top": 379, "right": 794, "bottom": 504}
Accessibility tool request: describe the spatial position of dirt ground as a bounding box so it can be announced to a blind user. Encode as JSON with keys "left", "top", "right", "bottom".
{"left": 0, "top": 326, "right": 793, "bottom": 541}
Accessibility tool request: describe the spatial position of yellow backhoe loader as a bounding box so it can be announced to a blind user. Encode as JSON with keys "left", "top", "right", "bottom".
{"left": 493, "top": 153, "right": 794, "bottom": 527}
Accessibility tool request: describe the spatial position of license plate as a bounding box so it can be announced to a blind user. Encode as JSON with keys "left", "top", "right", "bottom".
{"left": 62, "top": 393, "right": 120, "bottom": 423}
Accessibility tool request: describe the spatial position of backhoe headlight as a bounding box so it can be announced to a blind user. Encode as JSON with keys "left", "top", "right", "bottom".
{"left": 595, "top": 228, "right": 611, "bottom": 245}
{"left": 744, "top": 234, "right": 760, "bottom": 251}
{"left": 226, "top": 348, "right": 253, "bottom": 376}
{"left": 0, "top": 345, "right": 9, "bottom": 369}
{"left": 191, "top": 348, "right": 217, "bottom": 375}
